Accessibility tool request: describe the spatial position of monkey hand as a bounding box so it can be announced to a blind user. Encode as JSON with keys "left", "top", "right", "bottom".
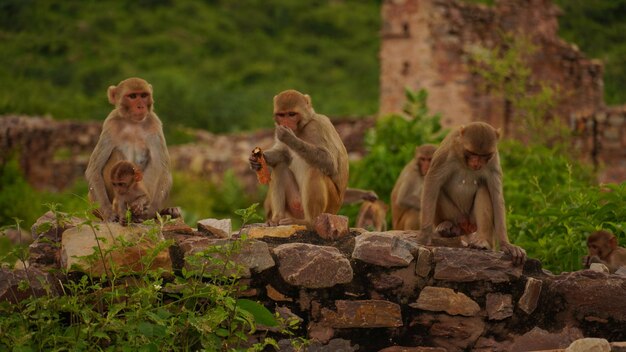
{"left": 276, "top": 125, "right": 297, "bottom": 145}
{"left": 249, "top": 153, "right": 263, "bottom": 171}
{"left": 362, "top": 191, "right": 379, "bottom": 202}
{"left": 501, "top": 242, "right": 526, "bottom": 266}
{"left": 435, "top": 221, "right": 462, "bottom": 238}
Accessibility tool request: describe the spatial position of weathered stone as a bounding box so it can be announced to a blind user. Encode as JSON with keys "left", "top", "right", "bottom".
{"left": 486, "top": 293, "right": 513, "bottom": 320}
{"left": 245, "top": 225, "right": 306, "bottom": 239}
{"left": 313, "top": 213, "right": 349, "bottom": 240}
{"left": 197, "top": 218, "right": 231, "bottom": 238}
{"left": 274, "top": 243, "right": 353, "bottom": 288}
{"left": 307, "top": 322, "right": 334, "bottom": 343}
{"left": 589, "top": 263, "right": 609, "bottom": 273}
{"left": 432, "top": 247, "right": 523, "bottom": 283}
{"left": 1, "top": 228, "right": 33, "bottom": 246}
{"left": 473, "top": 337, "right": 512, "bottom": 352}
{"left": 61, "top": 223, "right": 172, "bottom": 276}
{"left": 415, "top": 246, "right": 432, "bottom": 277}
{"left": 278, "top": 338, "right": 358, "bottom": 352}
{"left": 410, "top": 286, "right": 480, "bottom": 316}
{"left": 181, "top": 237, "right": 274, "bottom": 278}
{"left": 379, "top": 347, "right": 446, "bottom": 352}
{"left": 615, "top": 266, "right": 626, "bottom": 277}
{"left": 31, "top": 210, "right": 83, "bottom": 241}
{"left": 162, "top": 218, "right": 194, "bottom": 235}
{"left": 266, "top": 284, "right": 292, "bottom": 302}
{"left": 509, "top": 326, "right": 584, "bottom": 352}
{"left": 565, "top": 338, "right": 610, "bottom": 352}
{"left": 369, "top": 272, "right": 403, "bottom": 291}
{"left": 28, "top": 240, "right": 60, "bottom": 269}
{"left": 518, "top": 277, "right": 542, "bottom": 314}
{"left": 319, "top": 300, "right": 403, "bottom": 328}
{"left": 412, "top": 313, "right": 485, "bottom": 352}
{"left": 549, "top": 271, "right": 626, "bottom": 321}
{"left": 0, "top": 267, "right": 61, "bottom": 303}
{"left": 389, "top": 262, "right": 421, "bottom": 297}
{"left": 611, "top": 342, "right": 626, "bottom": 352}
{"left": 352, "top": 232, "right": 418, "bottom": 267}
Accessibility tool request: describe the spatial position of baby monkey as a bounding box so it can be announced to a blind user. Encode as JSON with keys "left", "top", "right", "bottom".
{"left": 584, "top": 230, "right": 626, "bottom": 273}
{"left": 110, "top": 161, "right": 151, "bottom": 224}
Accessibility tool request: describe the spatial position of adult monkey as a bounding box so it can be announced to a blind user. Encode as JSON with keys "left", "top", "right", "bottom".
{"left": 85, "top": 77, "right": 172, "bottom": 221}
{"left": 390, "top": 144, "right": 436, "bottom": 230}
{"left": 420, "top": 122, "right": 526, "bottom": 265}
{"left": 249, "top": 90, "right": 349, "bottom": 226}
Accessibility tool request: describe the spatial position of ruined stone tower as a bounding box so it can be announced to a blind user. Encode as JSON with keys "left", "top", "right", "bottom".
{"left": 379, "top": 0, "right": 604, "bottom": 131}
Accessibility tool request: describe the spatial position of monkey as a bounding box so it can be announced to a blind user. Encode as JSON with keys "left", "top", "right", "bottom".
{"left": 343, "top": 188, "right": 379, "bottom": 204}
{"left": 420, "top": 122, "right": 526, "bottom": 265}
{"left": 584, "top": 230, "right": 626, "bottom": 273}
{"left": 110, "top": 161, "right": 151, "bottom": 224}
{"left": 355, "top": 200, "right": 388, "bottom": 232}
{"left": 249, "top": 90, "right": 349, "bottom": 226}
{"left": 390, "top": 144, "right": 437, "bottom": 230}
{"left": 85, "top": 77, "right": 172, "bottom": 222}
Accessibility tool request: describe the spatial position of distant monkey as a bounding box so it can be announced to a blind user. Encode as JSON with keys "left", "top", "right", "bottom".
{"left": 249, "top": 90, "right": 349, "bottom": 226}
{"left": 420, "top": 122, "right": 526, "bottom": 265}
{"left": 110, "top": 161, "right": 150, "bottom": 224}
{"left": 355, "top": 200, "right": 388, "bottom": 232}
{"left": 584, "top": 230, "right": 626, "bottom": 273}
{"left": 85, "top": 77, "right": 172, "bottom": 221}
{"left": 391, "top": 144, "right": 437, "bottom": 230}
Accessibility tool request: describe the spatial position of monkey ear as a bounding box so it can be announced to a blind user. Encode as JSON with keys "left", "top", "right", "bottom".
{"left": 459, "top": 125, "right": 466, "bottom": 136}
{"left": 495, "top": 128, "right": 502, "bottom": 139}
{"left": 107, "top": 86, "right": 118, "bottom": 105}
{"left": 134, "top": 169, "right": 143, "bottom": 182}
{"left": 304, "top": 94, "right": 312, "bottom": 107}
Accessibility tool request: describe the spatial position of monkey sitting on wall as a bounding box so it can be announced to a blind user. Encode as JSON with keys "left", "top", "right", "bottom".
{"left": 110, "top": 161, "right": 151, "bottom": 224}
{"left": 420, "top": 122, "right": 526, "bottom": 265}
{"left": 249, "top": 90, "right": 349, "bottom": 227}
{"left": 391, "top": 144, "right": 436, "bottom": 230}
{"left": 343, "top": 188, "right": 387, "bottom": 231}
{"left": 85, "top": 77, "right": 172, "bottom": 222}
{"left": 584, "top": 230, "right": 626, "bottom": 273}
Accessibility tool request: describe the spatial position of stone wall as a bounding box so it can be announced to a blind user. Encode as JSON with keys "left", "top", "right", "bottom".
{"left": 4, "top": 213, "right": 626, "bottom": 352}
{"left": 0, "top": 115, "right": 374, "bottom": 192}
{"left": 379, "top": 0, "right": 603, "bottom": 130}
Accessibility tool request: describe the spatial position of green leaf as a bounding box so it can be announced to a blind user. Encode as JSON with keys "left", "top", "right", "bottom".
{"left": 236, "top": 299, "right": 278, "bottom": 327}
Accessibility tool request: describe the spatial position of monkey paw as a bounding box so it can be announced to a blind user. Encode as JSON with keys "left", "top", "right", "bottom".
{"left": 501, "top": 242, "right": 527, "bottom": 266}
{"left": 436, "top": 221, "right": 462, "bottom": 238}
{"left": 466, "top": 237, "right": 491, "bottom": 250}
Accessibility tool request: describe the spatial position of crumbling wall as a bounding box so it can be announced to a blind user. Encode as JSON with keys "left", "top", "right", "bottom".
{"left": 6, "top": 214, "right": 626, "bottom": 352}
{"left": 379, "top": 0, "right": 604, "bottom": 130}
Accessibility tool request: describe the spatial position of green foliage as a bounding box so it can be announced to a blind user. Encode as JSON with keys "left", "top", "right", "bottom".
{"left": 469, "top": 32, "right": 567, "bottom": 144}
{"left": 501, "top": 140, "right": 626, "bottom": 273}
{"left": 0, "top": 0, "right": 380, "bottom": 133}
{"left": 0, "top": 204, "right": 301, "bottom": 351}
{"left": 0, "top": 157, "right": 88, "bottom": 228}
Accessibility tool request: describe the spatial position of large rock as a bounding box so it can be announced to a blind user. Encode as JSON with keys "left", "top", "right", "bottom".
{"left": 313, "top": 213, "right": 349, "bottom": 240}
{"left": 410, "top": 286, "right": 480, "bottom": 316}
{"left": 548, "top": 270, "right": 626, "bottom": 321}
{"left": 179, "top": 237, "right": 275, "bottom": 277}
{"left": 509, "top": 326, "right": 584, "bottom": 352}
{"left": 518, "top": 277, "right": 542, "bottom": 314}
{"left": 319, "top": 300, "right": 403, "bottom": 328}
{"left": 485, "top": 293, "right": 513, "bottom": 320}
{"left": 432, "top": 247, "right": 523, "bottom": 283}
{"left": 352, "top": 232, "right": 419, "bottom": 267}
{"left": 60, "top": 223, "right": 172, "bottom": 276}
{"left": 0, "top": 267, "right": 61, "bottom": 303}
{"left": 565, "top": 338, "right": 610, "bottom": 352}
{"left": 245, "top": 225, "right": 306, "bottom": 239}
{"left": 274, "top": 243, "right": 353, "bottom": 288}
{"left": 197, "top": 218, "right": 232, "bottom": 238}
{"left": 412, "top": 313, "right": 485, "bottom": 352}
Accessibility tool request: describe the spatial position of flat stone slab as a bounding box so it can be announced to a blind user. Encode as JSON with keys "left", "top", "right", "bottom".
{"left": 245, "top": 225, "right": 306, "bottom": 239}
{"left": 273, "top": 243, "right": 353, "bottom": 288}
{"left": 352, "top": 232, "right": 419, "bottom": 267}
{"left": 320, "top": 300, "right": 403, "bottom": 328}
{"left": 432, "top": 247, "right": 523, "bottom": 283}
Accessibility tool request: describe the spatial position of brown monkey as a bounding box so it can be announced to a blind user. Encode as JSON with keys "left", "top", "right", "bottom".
{"left": 355, "top": 200, "right": 388, "bottom": 232}
{"left": 250, "top": 90, "right": 349, "bottom": 226}
{"left": 390, "top": 144, "right": 436, "bottom": 230}
{"left": 584, "top": 230, "right": 626, "bottom": 273}
{"left": 420, "top": 122, "right": 526, "bottom": 265}
{"left": 110, "top": 161, "right": 151, "bottom": 224}
{"left": 85, "top": 77, "right": 172, "bottom": 221}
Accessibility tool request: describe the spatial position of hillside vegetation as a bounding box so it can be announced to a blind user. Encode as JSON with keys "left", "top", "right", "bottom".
{"left": 1, "top": 0, "right": 625, "bottom": 135}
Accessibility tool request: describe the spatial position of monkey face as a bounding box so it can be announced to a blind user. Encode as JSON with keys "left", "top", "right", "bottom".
{"left": 274, "top": 111, "right": 300, "bottom": 131}
{"left": 123, "top": 90, "right": 152, "bottom": 121}
{"left": 464, "top": 150, "right": 493, "bottom": 171}
{"left": 112, "top": 176, "right": 133, "bottom": 195}
{"left": 418, "top": 156, "right": 432, "bottom": 176}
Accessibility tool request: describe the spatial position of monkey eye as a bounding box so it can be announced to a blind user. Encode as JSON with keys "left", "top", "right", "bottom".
{"left": 128, "top": 93, "right": 137, "bottom": 99}
{"left": 140, "top": 93, "right": 149, "bottom": 98}
{"left": 288, "top": 112, "right": 297, "bottom": 117}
